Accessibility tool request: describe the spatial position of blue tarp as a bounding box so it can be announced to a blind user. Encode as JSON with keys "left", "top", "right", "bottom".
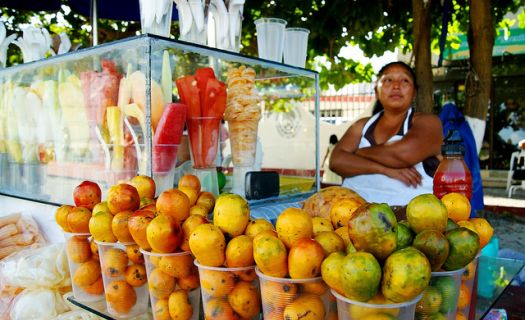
{"left": 439, "top": 102, "right": 484, "bottom": 215}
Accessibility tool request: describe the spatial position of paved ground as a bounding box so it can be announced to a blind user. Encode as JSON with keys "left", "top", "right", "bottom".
{"left": 481, "top": 187, "right": 525, "bottom": 255}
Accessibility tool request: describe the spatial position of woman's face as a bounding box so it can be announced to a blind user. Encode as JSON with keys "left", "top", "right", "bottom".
{"left": 376, "top": 64, "right": 416, "bottom": 112}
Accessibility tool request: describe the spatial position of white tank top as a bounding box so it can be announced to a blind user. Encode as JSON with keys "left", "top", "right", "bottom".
{"left": 342, "top": 108, "right": 434, "bottom": 206}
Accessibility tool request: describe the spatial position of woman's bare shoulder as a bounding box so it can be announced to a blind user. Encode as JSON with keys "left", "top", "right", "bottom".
{"left": 412, "top": 112, "right": 442, "bottom": 126}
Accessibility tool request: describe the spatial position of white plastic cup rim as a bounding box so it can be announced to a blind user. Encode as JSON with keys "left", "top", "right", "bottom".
{"left": 194, "top": 260, "right": 255, "bottom": 272}
{"left": 139, "top": 248, "right": 191, "bottom": 257}
{"left": 431, "top": 266, "right": 466, "bottom": 276}
{"left": 286, "top": 27, "right": 310, "bottom": 34}
{"left": 254, "top": 18, "right": 287, "bottom": 26}
{"left": 94, "top": 240, "right": 135, "bottom": 246}
{"left": 255, "top": 267, "right": 322, "bottom": 284}
{"left": 331, "top": 289, "right": 423, "bottom": 308}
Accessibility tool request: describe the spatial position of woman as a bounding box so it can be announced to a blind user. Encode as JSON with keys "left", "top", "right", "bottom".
{"left": 329, "top": 61, "right": 443, "bottom": 206}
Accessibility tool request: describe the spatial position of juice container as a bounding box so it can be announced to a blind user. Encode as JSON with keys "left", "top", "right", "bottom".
{"left": 433, "top": 130, "right": 472, "bottom": 200}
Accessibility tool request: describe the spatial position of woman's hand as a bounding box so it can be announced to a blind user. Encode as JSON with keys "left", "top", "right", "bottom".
{"left": 384, "top": 167, "right": 422, "bottom": 188}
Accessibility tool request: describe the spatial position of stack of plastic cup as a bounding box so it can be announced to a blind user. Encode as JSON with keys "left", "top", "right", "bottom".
{"left": 332, "top": 290, "right": 422, "bottom": 320}
{"left": 64, "top": 232, "right": 104, "bottom": 302}
{"left": 142, "top": 250, "right": 201, "bottom": 320}
{"left": 254, "top": 18, "right": 287, "bottom": 62}
{"left": 415, "top": 268, "right": 465, "bottom": 320}
{"left": 96, "top": 241, "right": 149, "bottom": 318}
{"left": 196, "top": 261, "right": 261, "bottom": 320}
{"left": 283, "top": 28, "right": 310, "bottom": 68}
{"left": 256, "top": 268, "right": 336, "bottom": 319}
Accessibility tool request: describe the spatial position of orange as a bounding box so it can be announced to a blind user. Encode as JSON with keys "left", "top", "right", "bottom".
{"left": 67, "top": 206, "right": 92, "bottom": 233}
{"left": 156, "top": 189, "right": 190, "bottom": 223}
{"left": 469, "top": 218, "right": 494, "bottom": 248}
{"left": 111, "top": 211, "right": 134, "bottom": 243}
{"left": 244, "top": 218, "right": 274, "bottom": 238}
{"left": 149, "top": 253, "right": 162, "bottom": 267}
{"left": 102, "top": 248, "right": 129, "bottom": 278}
{"left": 89, "top": 211, "right": 117, "bottom": 243}
{"left": 406, "top": 194, "right": 448, "bottom": 233}
{"left": 275, "top": 207, "right": 313, "bottom": 249}
{"left": 178, "top": 174, "right": 201, "bottom": 193}
{"left": 196, "top": 191, "right": 215, "bottom": 212}
{"left": 457, "top": 283, "right": 471, "bottom": 309}
{"left": 456, "top": 312, "right": 467, "bottom": 320}
{"left": 330, "top": 197, "right": 363, "bottom": 229}
{"left": 177, "top": 272, "right": 200, "bottom": 291}
{"left": 233, "top": 268, "right": 257, "bottom": 282}
{"left": 181, "top": 214, "right": 209, "bottom": 252}
{"left": 82, "top": 277, "right": 104, "bottom": 295}
{"left": 105, "top": 280, "right": 137, "bottom": 314}
{"left": 189, "top": 204, "right": 209, "bottom": 217}
{"left": 73, "top": 260, "right": 101, "bottom": 287}
{"left": 204, "top": 298, "right": 236, "bottom": 320}
{"left": 261, "top": 280, "right": 297, "bottom": 310}
{"left": 225, "top": 235, "right": 254, "bottom": 267}
{"left": 168, "top": 289, "right": 194, "bottom": 319}
{"left": 228, "top": 281, "right": 261, "bottom": 319}
{"left": 200, "top": 269, "right": 236, "bottom": 297}
{"left": 441, "top": 193, "right": 471, "bottom": 222}
{"left": 148, "top": 268, "right": 176, "bottom": 299}
{"left": 462, "top": 260, "right": 477, "bottom": 281}
{"left": 312, "top": 217, "right": 334, "bottom": 235}
{"left": 301, "top": 281, "right": 328, "bottom": 295}
{"left": 90, "top": 239, "right": 99, "bottom": 261}
{"left": 335, "top": 226, "right": 351, "bottom": 246}
{"left": 55, "top": 205, "right": 73, "bottom": 232}
{"left": 457, "top": 220, "right": 478, "bottom": 233}
{"left": 126, "top": 244, "right": 144, "bottom": 264}
{"left": 179, "top": 186, "right": 199, "bottom": 206}
{"left": 66, "top": 236, "right": 92, "bottom": 263}
{"left": 265, "top": 310, "right": 285, "bottom": 320}
{"left": 153, "top": 299, "right": 171, "bottom": 320}
{"left": 158, "top": 253, "right": 193, "bottom": 278}
{"left": 124, "top": 264, "right": 147, "bottom": 287}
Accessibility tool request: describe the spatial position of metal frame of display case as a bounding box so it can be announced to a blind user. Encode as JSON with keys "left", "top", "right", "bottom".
{"left": 0, "top": 34, "right": 321, "bottom": 207}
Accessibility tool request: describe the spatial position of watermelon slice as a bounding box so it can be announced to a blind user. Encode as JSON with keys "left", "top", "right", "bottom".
{"left": 153, "top": 103, "right": 187, "bottom": 173}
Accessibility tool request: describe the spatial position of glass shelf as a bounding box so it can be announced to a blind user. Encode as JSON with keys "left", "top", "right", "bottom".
{"left": 475, "top": 256, "right": 525, "bottom": 319}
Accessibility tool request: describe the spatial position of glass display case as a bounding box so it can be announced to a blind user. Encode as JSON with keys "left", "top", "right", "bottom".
{"left": 0, "top": 35, "right": 320, "bottom": 205}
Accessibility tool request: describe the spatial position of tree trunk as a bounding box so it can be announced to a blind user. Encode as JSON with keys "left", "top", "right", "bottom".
{"left": 412, "top": 0, "right": 433, "bottom": 113}
{"left": 466, "top": 0, "right": 495, "bottom": 120}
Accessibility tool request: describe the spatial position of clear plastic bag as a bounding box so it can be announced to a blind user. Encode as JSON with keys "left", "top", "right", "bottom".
{"left": 9, "top": 288, "right": 70, "bottom": 320}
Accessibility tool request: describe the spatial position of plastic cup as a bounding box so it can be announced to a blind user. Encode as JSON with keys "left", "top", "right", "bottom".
{"left": 211, "top": 9, "right": 243, "bottom": 52}
{"left": 255, "top": 18, "right": 287, "bottom": 62}
{"left": 152, "top": 143, "right": 180, "bottom": 195}
{"left": 177, "top": 0, "right": 208, "bottom": 45}
{"left": 139, "top": 0, "right": 174, "bottom": 37}
{"left": 457, "top": 254, "right": 480, "bottom": 318}
{"left": 96, "top": 241, "right": 149, "bottom": 318}
{"left": 256, "top": 267, "right": 336, "bottom": 319}
{"left": 195, "top": 261, "right": 261, "bottom": 320}
{"left": 63, "top": 232, "right": 104, "bottom": 302}
{"left": 283, "top": 28, "right": 310, "bottom": 68}
{"left": 415, "top": 268, "right": 465, "bottom": 320}
{"left": 332, "top": 289, "right": 422, "bottom": 320}
{"left": 187, "top": 117, "right": 221, "bottom": 169}
{"left": 142, "top": 250, "right": 201, "bottom": 320}
{"left": 227, "top": 119, "right": 259, "bottom": 166}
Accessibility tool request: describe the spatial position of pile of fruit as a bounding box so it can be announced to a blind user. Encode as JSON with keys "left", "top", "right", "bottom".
{"left": 55, "top": 174, "right": 216, "bottom": 319}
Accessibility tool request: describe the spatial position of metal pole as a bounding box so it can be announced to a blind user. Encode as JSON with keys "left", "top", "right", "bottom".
{"left": 92, "top": 0, "right": 98, "bottom": 46}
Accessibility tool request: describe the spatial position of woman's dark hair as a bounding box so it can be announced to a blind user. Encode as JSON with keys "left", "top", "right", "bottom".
{"left": 372, "top": 61, "right": 417, "bottom": 114}
{"left": 329, "top": 134, "right": 338, "bottom": 145}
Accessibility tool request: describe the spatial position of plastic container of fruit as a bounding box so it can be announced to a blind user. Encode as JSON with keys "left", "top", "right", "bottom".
{"left": 195, "top": 261, "right": 261, "bottom": 320}
{"left": 96, "top": 241, "right": 149, "bottom": 318}
{"left": 415, "top": 267, "right": 466, "bottom": 320}
{"left": 457, "top": 254, "right": 480, "bottom": 319}
{"left": 332, "top": 289, "right": 422, "bottom": 320}
{"left": 142, "top": 249, "right": 201, "bottom": 320}
{"left": 256, "top": 267, "right": 337, "bottom": 319}
{"left": 64, "top": 232, "right": 104, "bottom": 302}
